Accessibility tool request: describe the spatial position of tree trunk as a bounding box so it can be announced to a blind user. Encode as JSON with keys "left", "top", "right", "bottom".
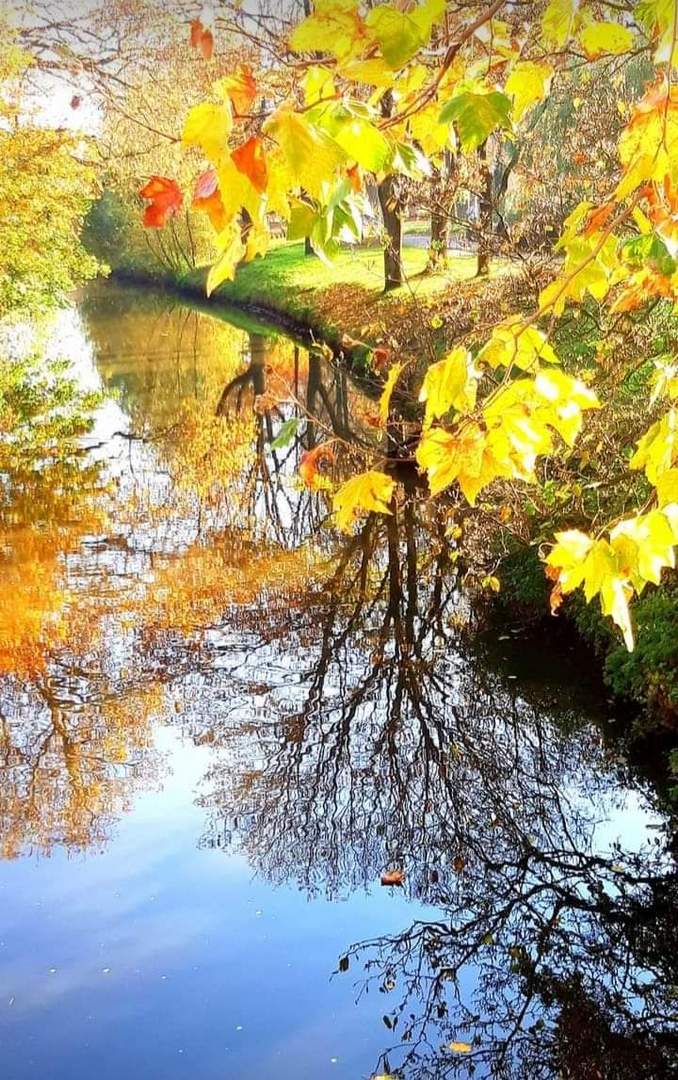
{"left": 428, "top": 207, "right": 448, "bottom": 271}
{"left": 427, "top": 151, "right": 453, "bottom": 271}
{"left": 377, "top": 89, "right": 404, "bottom": 291}
{"left": 476, "top": 141, "right": 493, "bottom": 278}
{"left": 378, "top": 174, "right": 404, "bottom": 290}
{"left": 302, "top": 0, "right": 316, "bottom": 257}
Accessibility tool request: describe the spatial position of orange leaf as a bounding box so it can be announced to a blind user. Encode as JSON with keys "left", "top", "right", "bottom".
{"left": 192, "top": 169, "right": 229, "bottom": 231}
{"left": 549, "top": 582, "right": 564, "bottom": 615}
{"left": 189, "top": 18, "right": 214, "bottom": 59}
{"left": 221, "top": 67, "right": 257, "bottom": 116}
{"left": 190, "top": 18, "right": 203, "bottom": 47}
{"left": 584, "top": 201, "right": 615, "bottom": 237}
{"left": 139, "top": 176, "right": 183, "bottom": 228}
{"left": 299, "top": 444, "right": 335, "bottom": 489}
{"left": 381, "top": 869, "right": 405, "bottom": 887}
{"left": 232, "top": 136, "right": 268, "bottom": 194}
{"left": 347, "top": 164, "right": 362, "bottom": 192}
{"left": 199, "top": 28, "right": 214, "bottom": 60}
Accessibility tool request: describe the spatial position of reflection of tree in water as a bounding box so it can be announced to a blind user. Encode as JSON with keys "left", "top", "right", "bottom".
{"left": 214, "top": 329, "right": 379, "bottom": 547}
{"left": 0, "top": 668, "right": 164, "bottom": 857}
{"left": 189, "top": 501, "right": 677, "bottom": 1080}
{"left": 345, "top": 840, "right": 677, "bottom": 1079}
{"left": 2, "top": 291, "right": 676, "bottom": 1075}
{"left": 0, "top": 444, "right": 165, "bottom": 856}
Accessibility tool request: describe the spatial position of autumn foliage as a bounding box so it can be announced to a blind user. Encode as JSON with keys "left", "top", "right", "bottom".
{"left": 134, "top": 0, "right": 678, "bottom": 652}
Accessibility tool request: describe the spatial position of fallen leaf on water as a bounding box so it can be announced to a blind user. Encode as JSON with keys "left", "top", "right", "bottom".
{"left": 381, "top": 869, "right": 405, "bottom": 887}
{"left": 449, "top": 1041, "right": 473, "bottom": 1054}
{"left": 453, "top": 855, "right": 465, "bottom": 873}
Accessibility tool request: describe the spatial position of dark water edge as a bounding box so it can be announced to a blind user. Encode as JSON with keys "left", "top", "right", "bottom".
{"left": 0, "top": 281, "right": 675, "bottom": 1080}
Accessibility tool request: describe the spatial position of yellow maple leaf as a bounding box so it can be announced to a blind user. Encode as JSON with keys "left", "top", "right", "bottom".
{"left": 419, "top": 348, "right": 477, "bottom": 427}
{"left": 206, "top": 221, "right": 246, "bottom": 296}
{"left": 379, "top": 362, "right": 404, "bottom": 426}
{"left": 505, "top": 62, "right": 553, "bottom": 122}
{"left": 333, "top": 470, "right": 396, "bottom": 532}
{"left": 183, "top": 101, "right": 232, "bottom": 164}
{"left": 264, "top": 107, "right": 345, "bottom": 198}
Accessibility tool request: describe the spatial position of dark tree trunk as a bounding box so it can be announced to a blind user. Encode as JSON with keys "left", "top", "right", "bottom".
{"left": 476, "top": 141, "right": 493, "bottom": 278}
{"left": 378, "top": 90, "right": 404, "bottom": 291}
{"left": 304, "top": 236, "right": 314, "bottom": 256}
{"left": 378, "top": 174, "right": 404, "bottom": 290}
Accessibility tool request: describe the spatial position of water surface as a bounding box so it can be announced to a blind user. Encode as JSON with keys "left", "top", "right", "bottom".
{"left": 0, "top": 282, "right": 675, "bottom": 1079}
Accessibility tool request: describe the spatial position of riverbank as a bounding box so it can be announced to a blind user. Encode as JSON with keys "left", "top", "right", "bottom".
{"left": 167, "top": 242, "right": 532, "bottom": 376}
{"left": 108, "top": 250, "right": 677, "bottom": 753}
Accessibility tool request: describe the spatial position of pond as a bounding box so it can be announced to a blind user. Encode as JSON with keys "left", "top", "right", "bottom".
{"left": 0, "top": 281, "right": 675, "bottom": 1080}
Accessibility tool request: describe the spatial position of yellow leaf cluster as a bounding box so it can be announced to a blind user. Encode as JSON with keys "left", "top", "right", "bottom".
{"left": 547, "top": 506, "right": 678, "bottom": 650}
{"left": 630, "top": 408, "right": 677, "bottom": 485}
{"left": 333, "top": 470, "right": 396, "bottom": 532}
{"left": 477, "top": 317, "right": 559, "bottom": 372}
{"left": 419, "top": 348, "right": 478, "bottom": 427}
{"left": 417, "top": 371, "right": 599, "bottom": 505}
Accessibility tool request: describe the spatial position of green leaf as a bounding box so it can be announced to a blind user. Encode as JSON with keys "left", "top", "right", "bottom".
{"left": 270, "top": 418, "right": 301, "bottom": 450}
{"left": 390, "top": 140, "right": 433, "bottom": 178}
{"left": 439, "top": 92, "right": 512, "bottom": 152}
{"left": 365, "top": 2, "right": 439, "bottom": 69}
{"left": 623, "top": 233, "right": 677, "bottom": 277}
{"left": 323, "top": 108, "right": 392, "bottom": 172}
{"left": 542, "top": 0, "right": 580, "bottom": 47}
{"left": 287, "top": 201, "right": 317, "bottom": 241}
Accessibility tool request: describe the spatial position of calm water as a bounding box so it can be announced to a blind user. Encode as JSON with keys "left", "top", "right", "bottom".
{"left": 0, "top": 282, "right": 675, "bottom": 1079}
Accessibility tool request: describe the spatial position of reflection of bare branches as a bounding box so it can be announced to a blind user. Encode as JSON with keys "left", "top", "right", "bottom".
{"left": 346, "top": 840, "right": 677, "bottom": 1079}
{"left": 184, "top": 496, "right": 676, "bottom": 1080}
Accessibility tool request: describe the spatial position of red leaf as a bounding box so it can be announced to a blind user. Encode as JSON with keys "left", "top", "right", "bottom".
{"left": 199, "top": 28, "right": 214, "bottom": 60}
{"left": 70, "top": 94, "right": 81, "bottom": 110}
{"left": 139, "top": 176, "right": 183, "bottom": 228}
{"left": 232, "top": 136, "right": 268, "bottom": 194}
{"left": 190, "top": 18, "right": 203, "bottom": 47}
{"left": 371, "top": 346, "right": 392, "bottom": 374}
{"left": 381, "top": 869, "right": 405, "bottom": 887}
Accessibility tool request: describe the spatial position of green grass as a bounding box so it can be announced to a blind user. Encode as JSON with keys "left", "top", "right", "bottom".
{"left": 201, "top": 241, "right": 482, "bottom": 317}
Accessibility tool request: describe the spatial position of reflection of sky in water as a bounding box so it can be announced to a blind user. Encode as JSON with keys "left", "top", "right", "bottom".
{"left": 0, "top": 727, "right": 443, "bottom": 1080}
{"left": 0, "top": 284, "right": 673, "bottom": 1080}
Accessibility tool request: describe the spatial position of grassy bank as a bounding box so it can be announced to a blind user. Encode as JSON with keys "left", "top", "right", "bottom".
{"left": 176, "top": 241, "right": 524, "bottom": 373}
